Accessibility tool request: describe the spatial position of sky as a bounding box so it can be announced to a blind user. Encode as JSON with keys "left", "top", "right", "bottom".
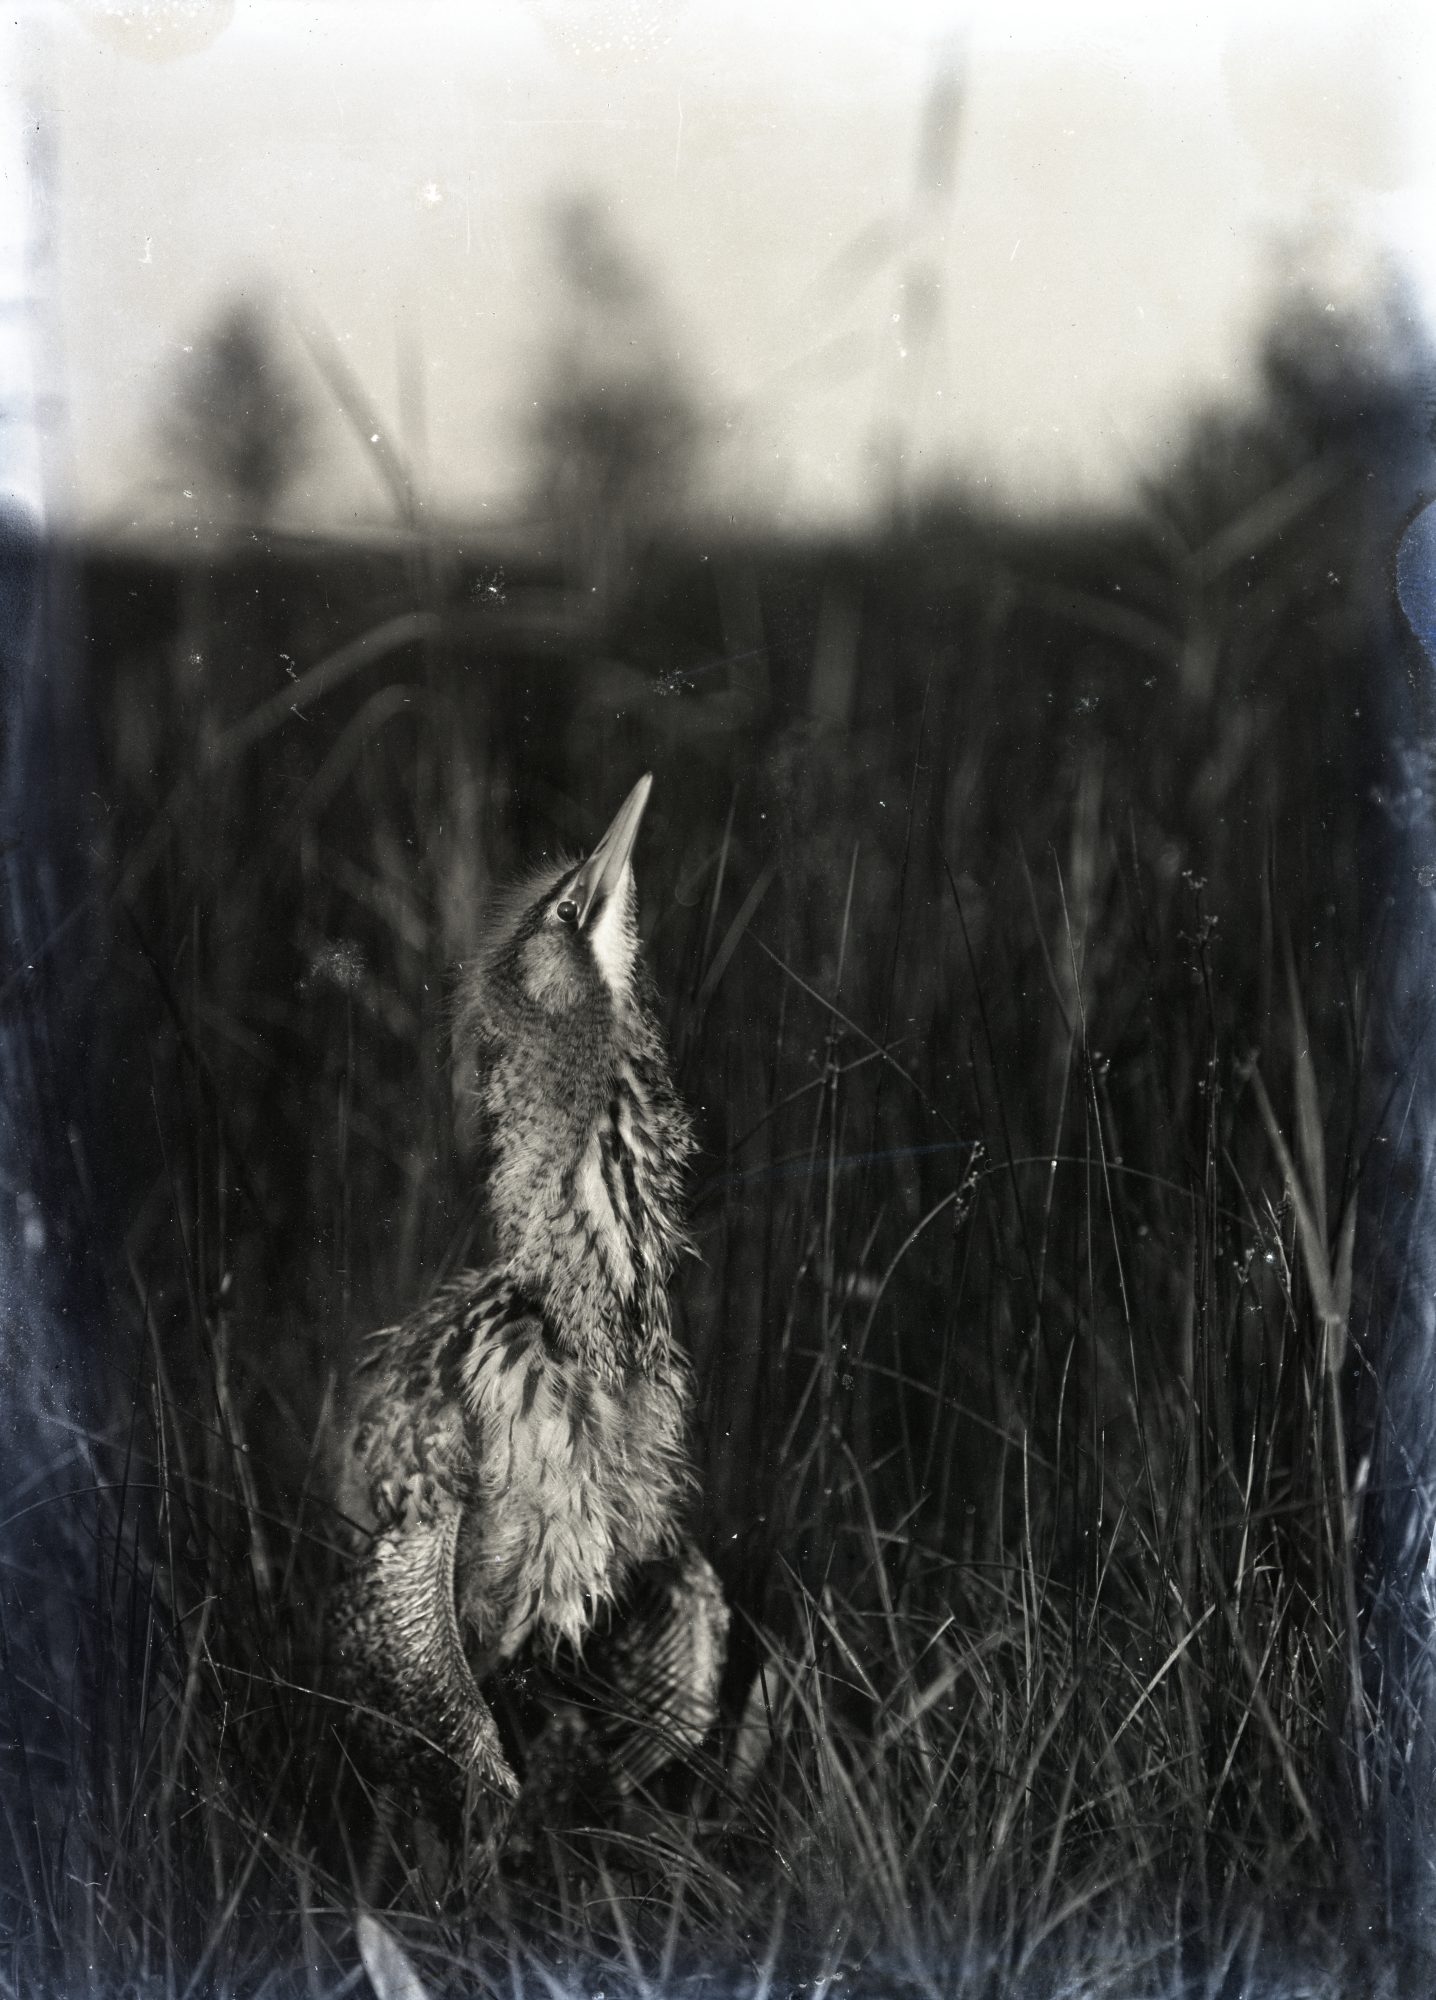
{"left": 14, "top": 0, "right": 1436, "bottom": 535}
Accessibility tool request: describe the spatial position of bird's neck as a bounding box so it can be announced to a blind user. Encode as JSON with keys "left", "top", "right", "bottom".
{"left": 486, "top": 1041, "right": 691, "bottom": 1383}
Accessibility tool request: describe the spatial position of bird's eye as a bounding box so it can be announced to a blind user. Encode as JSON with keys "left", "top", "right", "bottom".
{"left": 555, "top": 898, "right": 579, "bottom": 927}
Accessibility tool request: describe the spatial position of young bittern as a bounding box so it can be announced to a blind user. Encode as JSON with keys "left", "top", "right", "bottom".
{"left": 328, "top": 774, "right": 726, "bottom": 1858}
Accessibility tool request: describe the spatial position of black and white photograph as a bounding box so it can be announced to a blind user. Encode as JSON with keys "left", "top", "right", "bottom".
{"left": 6, "top": 2, "right": 1436, "bottom": 1993}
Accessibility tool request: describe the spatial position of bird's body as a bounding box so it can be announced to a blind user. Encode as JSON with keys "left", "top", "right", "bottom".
{"left": 328, "top": 777, "right": 726, "bottom": 1853}
{"left": 339, "top": 1269, "right": 693, "bottom": 1674}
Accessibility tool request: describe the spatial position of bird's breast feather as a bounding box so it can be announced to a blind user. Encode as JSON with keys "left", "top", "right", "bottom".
{"left": 455, "top": 1325, "right": 693, "bottom": 1657}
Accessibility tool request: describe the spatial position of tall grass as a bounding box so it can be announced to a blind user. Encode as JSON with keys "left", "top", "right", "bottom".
{"left": 0, "top": 302, "right": 1423, "bottom": 1995}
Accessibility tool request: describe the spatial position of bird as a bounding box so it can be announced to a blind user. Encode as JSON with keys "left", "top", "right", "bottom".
{"left": 327, "top": 773, "right": 728, "bottom": 1873}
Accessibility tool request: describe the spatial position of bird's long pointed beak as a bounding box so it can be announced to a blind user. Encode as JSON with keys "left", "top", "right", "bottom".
{"left": 570, "top": 773, "right": 653, "bottom": 928}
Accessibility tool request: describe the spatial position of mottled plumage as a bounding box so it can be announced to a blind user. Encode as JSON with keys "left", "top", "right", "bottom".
{"left": 328, "top": 776, "right": 726, "bottom": 1855}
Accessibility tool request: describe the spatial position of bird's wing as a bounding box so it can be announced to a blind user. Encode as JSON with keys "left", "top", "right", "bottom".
{"left": 578, "top": 1542, "right": 729, "bottom": 1794}
{"left": 328, "top": 1501, "right": 518, "bottom": 1824}
{"left": 331, "top": 1297, "right": 518, "bottom": 1823}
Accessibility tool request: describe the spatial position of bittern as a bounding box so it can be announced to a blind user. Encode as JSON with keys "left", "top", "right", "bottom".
{"left": 328, "top": 774, "right": 727, "bottom": 1862}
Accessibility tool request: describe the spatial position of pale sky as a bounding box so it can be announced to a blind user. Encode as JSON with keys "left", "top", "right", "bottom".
{"left": 18, "top": 0, "right": 1436, "bottom": 534}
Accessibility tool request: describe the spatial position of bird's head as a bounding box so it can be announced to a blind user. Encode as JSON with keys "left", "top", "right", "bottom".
{"left": 456, "top": 774, "right": 658, "bottom": 1140}
{"left": 503, "top": 771, "right": 650, "bottom": 1020}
